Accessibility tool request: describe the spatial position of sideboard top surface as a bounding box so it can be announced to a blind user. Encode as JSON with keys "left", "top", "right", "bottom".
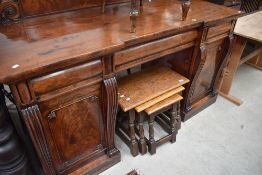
{"left": 0, "top": 0, "right": 241, "bottom": 84}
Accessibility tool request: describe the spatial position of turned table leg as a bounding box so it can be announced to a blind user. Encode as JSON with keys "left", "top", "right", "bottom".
{"left": 170, "top": 104, "right": 177, "bottom": 143}
{"left": 176, "top": 102, "right": 181, "bottom": 130}
{"left": 137, "top": 112, "right": 147, "bottom": 155}
{"left": 128, "top": 110, "right": 139, "bottom": 156}
{"left": 148, "top": 115, "right": 156, "bottom": 155}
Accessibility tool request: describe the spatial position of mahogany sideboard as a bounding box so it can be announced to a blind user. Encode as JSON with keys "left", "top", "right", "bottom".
{"left": 0, "top": 0, "right": 241, "bottom": 174}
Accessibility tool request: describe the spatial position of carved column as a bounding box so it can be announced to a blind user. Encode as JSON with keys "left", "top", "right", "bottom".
{"left": 21, "top": 105, "right": 56, "bottom": 175}
{"left": 0, "top": 84, "right": 30, "bottom": 175}
{"left": 103, "top": 77, "right": 120, "bottom": 157}
{"left": 185, "top": 26, "right": 209, "bottom": 112}
{"left": 9, "top": 81, "right": 56, "bottom": 175}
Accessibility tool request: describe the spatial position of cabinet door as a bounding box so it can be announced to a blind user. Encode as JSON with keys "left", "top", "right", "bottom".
{"left": 190, "top": 39, "right": 224, "bottom": 102}
{"left": 37, "top": 82, "right": 106, "bottom": 174}
{"left": 47, "top": 95, "right": 104, "bottom": 169}
{"left": 28, "top": 59, "right": 106, "bottom": 174}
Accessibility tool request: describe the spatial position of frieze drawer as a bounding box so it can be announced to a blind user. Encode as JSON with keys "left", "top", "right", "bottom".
{"left": 29, "top": 59, "right": 103, "bottom": 96}
{"left": 207, "top": 22, "right": 232, "bottom": 40}
{"left": 113, "top": 31, "right": 198, "bottom": 72}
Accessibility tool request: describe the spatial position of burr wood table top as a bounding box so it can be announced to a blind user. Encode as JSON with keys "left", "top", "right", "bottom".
{"left": 117, "top": 66, "right": 189, "bottom": 112}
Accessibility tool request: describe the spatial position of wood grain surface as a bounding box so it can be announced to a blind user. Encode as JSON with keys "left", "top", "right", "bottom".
{"left": 118, "top": 66, "right": 189, "bottom": 112}
{"left": 145, "top": 94, "right": 183, "bottom": 115}
{"left": 0, "top": 1, "right": 243, "bottom": 174}
{"left": 135, "top": 86, "right": 185, "bottom": 113}
{"left": 20, "top": 0, "right": 129, "bottom": 17}
{"left": 0, "top": 0, "right": 241, "bottom": 84}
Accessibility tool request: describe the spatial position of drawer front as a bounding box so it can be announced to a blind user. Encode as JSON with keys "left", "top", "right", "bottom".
{"left": 30, "top": 59, "right": 103, "bottom": 96}
{"left": 207, "top": 22, "right": 232, "bottom": 40}
{"left": 113, "top": 31, "right": 198, "bottom": 72}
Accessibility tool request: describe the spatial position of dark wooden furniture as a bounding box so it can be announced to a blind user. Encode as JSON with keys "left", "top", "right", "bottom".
{"left": 116, "top": 66, "right": 188, "bottom": 156}
{"left": 209, "top": 0, "right": 225, "bottom": 5}
{"left": 127, "top": 169, "right": 142, "bottom": 175}
{"left": 0, "top": 85, "right": 31, "bottom": 175}
{"left": 240, "top": 0, "right": 261, "bottom": 13}
{"left": 140, "top": 93, "right": 183, "bottom": 155}
{"left": 135, "top": 86, "right": 185, "bottom": 155}
{"left": 168, "top": 20, "right": 237, "bottom": 120}
{"left": 0, "top": 0, "right": 242, "bottom": 174}
{"left": 118, "top": 67, "right": 189, "bottom": 112}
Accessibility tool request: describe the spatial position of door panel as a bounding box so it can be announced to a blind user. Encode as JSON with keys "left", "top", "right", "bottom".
{"left": 47, "top": 96, "right": 103, "bottom": 167}
{"left": 191, "top": 39, "right": 224, "bottom": 102}
{"left": 30, "top": 59, "right": 106, "bottom": 173}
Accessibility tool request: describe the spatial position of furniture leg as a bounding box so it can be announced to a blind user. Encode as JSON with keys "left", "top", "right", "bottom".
{"left": 137, "top": 112, "right": 147, "bottom": 155}
{"left": 170, "top": 104, "right": 177, "bottom": 143}
{"left": 256, "top": 49, "right": 262, "bottom": 69}
{"left": 218, "top": 91, "right": 243, "bottom": 106}
{"left": 219, "top": 36, "right": 246, "bottom": 94}
{"left": 239, "top": 47, "right": 261, "bottom": 65}
{"left": 218, "top": 35, "right": 247, "bottom": 105}
{"left": 176, "top": 102, "right": 181, "bottom": 130}
{"left": 246, "top": 47, "right": 262, "bottom": 71}
{"left": 128, "top": 110, "right": 139, "bottom": 157}
{"left": 148, "top": 115, "right": 156, "bottom": 155}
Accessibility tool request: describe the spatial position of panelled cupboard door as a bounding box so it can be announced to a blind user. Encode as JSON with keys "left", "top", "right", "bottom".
{"left": 28, "top": 59, "right": 106, "bottom": 174}
{"left": 47, "top": 96, "right": 104, "bottom": 171}
{"left": 38, "top": 89, "right": 105, "bottom": 174}
{"left": 38, "top": 84, "right": 106, "bottom": 174}
{"left": 190, "top": 38, "right": 224, "bottom": 102}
